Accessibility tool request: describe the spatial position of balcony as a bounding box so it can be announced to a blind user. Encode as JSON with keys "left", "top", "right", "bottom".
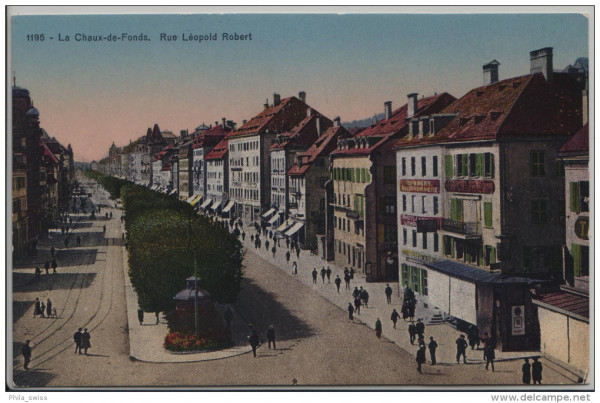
{"left": 346, "top": 210, "right": 360, "bottom": 219}
{"left": 441, "top": 219, "right": 481, "bottom": 238}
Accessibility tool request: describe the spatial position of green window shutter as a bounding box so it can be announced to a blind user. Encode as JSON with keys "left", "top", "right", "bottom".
{"left": 523, "top": 246, "right": 532, "bottom": 271}
{"left": 445, "top": 155, "right": 453, "bottom": 178}
{"left": 484, "top": 203, "right": 493, "bottom": 228}
{"left": 360, "top": 168, "right": 364, "bottom": 183}
{"left": 456, "top": 199, "right": 463, "bottom": 222}
{"left": 476, "top": 154, "right": 484, "bottom": 176}
{"left": 490, "top": 246, "right": 496, "bottom": 264}
{"left": 334, "top": 168, "right": 338, "bottom": 180}
{"left": 351, "top": 168, "right": 355, "bottom": 182}
{"left": 461, "top": 154, "right": 469, "bottom": 177}
{"left": 366, "top": 169, "right": 371, "bottom": 183}
{"left": 443, "top": 236, "right": 448, "bottom": 255}
{"left": 451, "top": 199, "right": 457, "bottom": 221}
{"left": 570, "top": 182, "right": 580, "bottom": 213}
{"left": 356, "top": 168, "right": 360, "bottom": 183}
{"left": 572, "top": 243, "right": 581, "bottom": 277}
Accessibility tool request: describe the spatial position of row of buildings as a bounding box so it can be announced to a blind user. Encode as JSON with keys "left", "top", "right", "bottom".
{"left": 96, "top": 48, "right": 589, "bottom": 372}
{"left": 12, "top": 84, "right": 75, "bottom": 258}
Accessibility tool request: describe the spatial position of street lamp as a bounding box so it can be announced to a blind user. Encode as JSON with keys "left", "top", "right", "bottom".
{"left": 386, "top": 251, "right": 395, "bottom": 282}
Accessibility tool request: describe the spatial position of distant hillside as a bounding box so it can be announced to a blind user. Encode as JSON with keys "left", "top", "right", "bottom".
{"left": 342, "top": 112, "right": 384, "bottom": 129}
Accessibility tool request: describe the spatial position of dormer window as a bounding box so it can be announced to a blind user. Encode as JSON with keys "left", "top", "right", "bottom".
{"left": 474, "top": 115, "right": 485, "bottom": 124}
{"left": 429, "top": 119, "right": 435, "bottom": 135}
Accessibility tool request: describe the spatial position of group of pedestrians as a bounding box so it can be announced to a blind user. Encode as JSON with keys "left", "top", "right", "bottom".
{"left": 33, "top": 297, "right": 56, "bottom": 318}
{"left": 247, "top": 325, "right": 276, "bottom": 357}
{"left": 73, "top": 327, "right": 92, "bottom": 355}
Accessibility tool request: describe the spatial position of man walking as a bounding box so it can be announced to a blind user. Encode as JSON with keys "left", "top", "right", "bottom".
{"left": 248, "top": 328, "right": 260, "bottom": 357}
{"left": 81, "top": 328, "right": 91, "bottom": 355}
{"left": 390, "top": 309, "right": 400, "bottom": 329}
{"left": 320, "top": 267, "right": 326, "bottom": 284}
{"left": 285, "top": 250, "right": 291, "bottom": 263}
{"left": 428, "top": 336, "right": 438, "bottom": 365}
{"left": 326, "top": 266, "right": 332, "bottom": 283}
{"left": 44, "top": 260, "right": 50, "bottom": 275}
{"left": 532, "top": 357, "right": 543, "bottom": 384}
{"left": 266, "top": 325, "right": 276, "bottom": 350}
{"left": 347, "top": 303, "right": 354, "bottom": 321}
{"left": 46, "top": 299, "right": 52, "bottom": 318}
{"left": 415, "top": 319, "right": 425, "bottom": 338}
{"left": 137, "top": 309, "right": 144, "bottom": 325}
{"left": 360, "top": 288, "right": 369, "bottom": 308}
{"left": 456, "top": 334, "right": 468, "bottom": 364}
{"left": 312, "top": 268, "right": 318, "bottom": 284}
{"left": 385, "top": 283, "right": 393, "bottom": 304}
{"left": 522, "top": 358, "right": 531, "bottom": 384}
{"left": 74, "top": 328, "right": 82, "bottom": 354}
{"left": 344, "top": 272, "right": 351, "bottom": 290}
{"left": 22, "top": 340, "right": 32, "bottom": 370}
{"left": 334, "top": 275, "right": 342, "bottom": 293}
{"left": 51, "top": 259, "right": 58, "bottom": 273}
{"left": 375, "top": 318, "right": 382, "bottom": 339}
{"left": 408, "top": 322, "right": 416, "bottom": 344}
{"left": 33, "top": 298, "right": 41, "bottom": 318}
{"left": 416, "top": 343, "right": 426, "bottom": 373}
{"left": 292, "top": 261, "right": 298, "bottom": 275}
{"left": 485, "top": 343, "right": 495, "bottom": 371}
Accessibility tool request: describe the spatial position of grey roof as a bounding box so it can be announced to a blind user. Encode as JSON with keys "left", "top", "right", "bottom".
{"left": 425, "top": 260, "right": 533, "bottom": 285}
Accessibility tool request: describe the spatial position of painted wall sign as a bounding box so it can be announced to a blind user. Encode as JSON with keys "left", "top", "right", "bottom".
{"left": 399, "top": 179, "right": 440, "bottom": 194}
{"left": 574, "top": 217, "right": 589, "bottom": 240}
{"left": 401, "top": 214, "right": 441, "bottom": 229}
{"left": 511, "top": 305, "right": 526, "bottom": 336}
{"left": 445, "top": 179, "right": 495, "bottom": 194}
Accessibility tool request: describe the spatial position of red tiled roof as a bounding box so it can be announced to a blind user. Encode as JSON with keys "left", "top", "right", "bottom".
{"left": 396, "top": 73, "right": 583, "bottom": 147}
{"left": 192, "top": 124, "right": 231, "bottom": 149}
{"left": 560, "top": 123, "right": 588, "bottom": 153}
{"left": 205, "top": 132, "right": 235, "bottom": 161}
{"left": 154, "top": 144, "right": 174, "bottom": 161}
{"left": 231, "top": 96, "right": 309, "bottom": 138}
{"left": 288, "top": 126, "right": 351, "bottom": 176}
{"left": 332, "top": 92, "right": 456, "bottom": 156}
{"left": 534, "top": 290, "right": 589, "bottom": 319}
{"left": 41, "top": 142, "right": 59, "bottom": 164}
{"left": 270, "top": 113, "right": 333, "bottom": 150}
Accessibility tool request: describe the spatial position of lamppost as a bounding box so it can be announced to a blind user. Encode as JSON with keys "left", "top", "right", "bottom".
{"left": 386, "top": 251, "right": 395, "bottom": 282}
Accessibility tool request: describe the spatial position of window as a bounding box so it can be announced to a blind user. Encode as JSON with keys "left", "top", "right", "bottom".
{"left": 570, "top": 181, "right": 589, "bottom": 213}
{"left": 403, "top": 228, "right": 407, "bottom": 245}
{"left": 384, "top": 166, "right": 396, "bottom": 184}
{"left": 421, "top": 196, "right": 426, "bottom": 214}
{"left": 411, "top": 196, "right": 416, "bottom": 213}
{"left": 456, "top": 154, "right": 468, "bottom": 177}
{"left": 444, "top": 155, "right": 453, "bottom": 178}
{"left": 450, "top": 198, "right": 464, "bottom": 222}
{"left": 384, "top": 224, "right": 397, "bottom": 242}
{"left": 571, "top": 243, "right": 590, "bottom": 277}
{"left": 380, "top": 196, "right": 396, "bottom": 215}
{"left": 433, "top": 196, "right": 439, "bottom": 215}
{"left": 484, "top": 202, "right": 493, "bottom": 228}
{"left": 432, "top": 156, "right": 438, "bottom": 177}
{"left": 342, "top": 218, "right": 346, "bottom": 231}
{"left": 530, "top": 151, "right": 545, "bottom": 177}
{"left": 485, "top": 245, "right": 497, "bottom": 266}
{"left": 402, "top": 195, "right": 407, "bottom": 212}
{"left": 412, "top": 230, "right": 417, "bottom": 247}
{"left": 411, "top": 157, "right": 416, "bottom": 176}
{"left": 469, "top": 154, "right": 477, "bottom": 176}
{"left": 422, "top": 232, "right": 427, "bottom": 250}
{"left": 421, "top": 156, "right": 427, "bottom": 176}
{"left": 433, "top": 233, "right": 439, "bottom": 252}
{"left": 531, "top": 200, "right": 547, "bottom": 225}
{"left": 402, "top": 158, "right": 406, "bottom": 176}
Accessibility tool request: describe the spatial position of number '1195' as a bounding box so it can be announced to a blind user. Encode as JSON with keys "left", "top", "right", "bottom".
{"left": 27, "top": 34, "right": 45, "bottom": 41}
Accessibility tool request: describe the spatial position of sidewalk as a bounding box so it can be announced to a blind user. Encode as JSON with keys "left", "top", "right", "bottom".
{"left": 236, "top": 224, "right": 540, "bottom": 366}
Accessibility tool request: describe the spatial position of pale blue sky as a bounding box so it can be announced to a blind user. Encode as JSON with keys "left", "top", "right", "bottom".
{"left": 11, "top": 13, "right": 589, "bottom": 161}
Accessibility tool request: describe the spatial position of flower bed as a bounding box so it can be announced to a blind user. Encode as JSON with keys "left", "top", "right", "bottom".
{"left": 163, "top": 331, "right": 220, "bottom": 352}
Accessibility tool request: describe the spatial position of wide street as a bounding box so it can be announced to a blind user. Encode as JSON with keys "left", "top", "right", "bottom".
{"left": 10, "top": 176, "right": 578, "bottom": 388}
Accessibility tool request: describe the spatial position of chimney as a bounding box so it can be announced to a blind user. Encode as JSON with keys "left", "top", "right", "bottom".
{"left": 384, "top": 101, "right": 392, "bottom": 120}
{"left": 307, "top": 108, "right": 312, "bottom": 117}
{"left": 243, "top": 119, "right": 247, "bottom": 125}
{"left": 407, "top": 93, "right": 418, "bottom": 118}
{"left": 316, "top": 115, "right": 321, "bottom": 136}
{"left": 298, "top": 91, "right": 306, "bottom": 103}
{"left": 483, "top": 60, "right": 500, "bottom": 85}
{"left": 333, "top": 116, "right": 341, "bottom": 127}
{"left": 264, "top": 99, "right": 269, "bottom": 110}
{"left": 530, "top": 47, "right": 553, "bottom": 81}
{"left": 273, "top": 93, "right": 281, "bottom": 106}
{"left": 222, "top": 117, "right": 227, "bottom": 128}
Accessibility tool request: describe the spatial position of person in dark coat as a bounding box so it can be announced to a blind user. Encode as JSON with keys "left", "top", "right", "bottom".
{"left": 248, "top": 329, "right": 260, "bottom": 357}
{"left": 352, "top": 287, "right": 360, "bottom": 299}
{"left": 480, "top": 331, "right": 490, "bottom": 360}
{"left": 265, "top": 239, "right": 270, "bottom": 251}
{"left": 51, "top": 259, "right": 58, "bottom": 273}
{"left": 22, "top": 340, "right": 32, "bottom": 370}
{"left": 103, "top": 225, "right": 106, "bottom": 233}
{"left": 285, "top": 250, "right": 291, "bottom": 263}
{"left": 354, "top": 296, "right": 362, "bottom": 315}
{"left": 266, "top": 325, "right": 276, "bottom": 349}
{"left": 401, "top": 302, "right": 409, "bottom": 321}
{"left": 137, "top": 309, "right": 144, "bottom": 325}
{"left": 344, "top": 273, "right": 351, "bottom": 290}
{"left": 349, "top": 267, "right": 355, "bottom": 279}
{"left": 320, "top": 267, "right": 326, "bottom": 284}
{"left": 334, "top": 275, "right": 342, "bottom": 293}
{"left": 241, "top": 232, "right": 246, "bottom": 241}
{"left": 326, "top": 267, "right": 332, "bottom": 283}
{"left": 415, "top": 319, "right": 425, "bottom": 337}
{"left": 408, "top": 301, "right": 416, "bottom": 322}
{"left": 485, "top": 344, "right": 495, "bottom": 371}
{"left": 391, "top": 309, "right": 400, "bottom": 329}
{"left": 224, "top": 307, "right": 233, "bottom": 329}
{"left": 416, "top": 343, "right": 426, "bottom": 373}
{"left": 40, "top": 302, "right": 46, "bottom": 318}
{"left": 44, "top": 260, "right": 50, "bottom": 275}
{"left": 81, "top": 328, "right": 91, "bottom": 355}
{"left": 456, "top": 334, "right": 468, "bottom": 363}
{"left": 428, "top": 336, "right": 438, "bottom": 365}
{"left": 468, "top": 325, "right": 478, "bottom": 350}
{"left": 286, "top": 238, "right": 290, "bottom": 249}
{"left": 271, "top": 245, "right": 277, "bottom": 257}
{"left": 532, "top": 357, "right": 543, "bottom": 384}
{"left": 46, "top": 299, "right": 52, "bottom": 318}
{"left": 360, "top": 288, "right": 369, "bottom": 308}
{"left": 408, "top": 323, "right": 417, "bottom": 344}
{"left": 375, "top": 318, "right": 382, "bottom": 338}
{"left": 522, "top": 358, "right": 531, "bottom": 384}
{"left": 347, "top": 303, "right": 354, "bottom": 321}
{"left": 312, "top": 268, "right": 318, "bottom": 284}
{"left": 33, "top": 298, "right": 41, "bottom": 318}
{"left": 74, "top": 328, "right": 82, "bottom": 354}
{"left": 251, "top": 234, "right": 254, "bottom": 243}
{"left": 296, "top": 247, "right": 300, "bottom": 259}
{"left": 385, "top": 284, "right": 393, "bottom": 304}
{"left": 292, "top": 261, "right": 298, "bottom": 275}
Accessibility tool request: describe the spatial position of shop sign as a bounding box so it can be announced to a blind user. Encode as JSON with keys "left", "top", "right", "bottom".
{"left": 399, "top": 179, "right": 440, "bottom": 194}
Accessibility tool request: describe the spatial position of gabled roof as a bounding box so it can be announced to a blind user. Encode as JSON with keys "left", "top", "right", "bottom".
{"left": 559, "top": 123, "right": 588, "bottom": 154}
{"left": 270, "top": 113, "right": 333, "bottom": 150}
{"left": 231, "top": 96, "right": 309, "bottom": 138}
{"left": 288, "top": 126, "right": 351, "bottom": 176}
{"left": 154, "top": 144, "right": 174, "bottom": 161}
{"left": 192, "top": 124, "right": 231, "bottom": 149}
{"left": 205, "top": 132, "right": 235, "bottom": 161}
{"left": 332, "top": 93, "right": 456, "bottom": 157}
{"left": 41, "top": 142, "right": 59, "bottom": 164}
{"left": 533, "top": 289, "right": 589, "bottom": 319}
{"left": 396, "top": 73, "right": 583, "bottom": 148}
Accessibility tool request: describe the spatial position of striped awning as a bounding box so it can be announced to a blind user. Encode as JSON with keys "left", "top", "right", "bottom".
{"left": 222, "top": 200, "right": 235, "bottom": 213}
{"left": 284, "top": 221, "right": 304, "bottom": 237}
{"left": 277, "top": 218, "right": 294, "bottom": 232}
{"left": 187, "top": 193, "right": 199, "bottom": 204}
{"left": 210, "top": 199, "right": 222, "bottom": 210}
{"left": 200, "top": 198, "right": 213, "bottom": 209}
{"left": 190, "top": 194, "right": 204, "bottom": 206}
{"left": 261, "top": 208, "right": 277, "bottom": 219}
{"left": 268, "top": 213, "right": 280, "bottom": 225}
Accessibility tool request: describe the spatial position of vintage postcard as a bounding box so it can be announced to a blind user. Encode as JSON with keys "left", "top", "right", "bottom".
{"left": 6, "top": 6, "right": 594, "bottom": 395}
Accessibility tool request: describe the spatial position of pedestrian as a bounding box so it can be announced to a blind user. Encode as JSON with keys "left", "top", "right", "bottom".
{"left": 326, "top": 266, "right": 332, "bottom": 283}
{"left": 110, "top": 212, "right": 113, "bottom": 219}
{"left": 391, "top": 309, "right": 400, "bottom": 329}
{"left": 320, "top": 267, "right": 326, "bottom": 284}
{"left": 137, "top": 309, "right": 144, "bottom": 325}
{"left": 267, "top": 325, "right": 276, "bottom": 349}
{"left": 522, "top": 358, "right": 531, "bottom": 384}
{"left": 51, "top": 307, "right": 57, "bottom": 318}
{"left": 350, "top": 267, "right": 355, "bottom": 279}
{"left": 408, "top": 301, "right": 416, "bottom": 322}
{"left": 344, "top": 273, "right": 351, "bottom": 290}
{"left": 312, "top": 268, "right": 318, "bottom": 284}
{"left": 286, "top": 238, "right": 290, "bottom": 249}
{"left": 532, "top": 357, "right": 543, "bottom": 384}
{"left": 375, "top": 318, "right": 382, "bottom": 339}
{"left": 456, "top": 334, "right": 468, "bottom": 364}
{"left": 352, "top": 287, "right": 360, "bottom": 300}
{"left": 401, "top": 302, "right": 409, "bottom": 321}
{"left": 385, "top": 283, "right": 393, "bottom": 304}
{"left": 40, "top": 302, "right": 46, "bottom": 318}
{"left": 81, "top": 328, "right": 91, "bottom": 355}
{"left": 22, "top": 340, "right": 32, "bottom": 370}
{"left": 248, "top": 328, "right": 260, "bottom": 357}
{"left": 76, "top": 235, "right": 81, "bottom": 247}
{"left": 46, "top": 299, "right": 52, "bottom": 318}
{"left": 485, "top": 344, "right": 495, "bottom": 371}
{"left": 105, "top": 213, "right": 108, "bottom": 219}
{"left": 354, "top": 296, "right": 362, "bottom": 315}
{"left": 468, "top": 325, "right": 478, "bottom": 350}
{"left": 296, "top": 247, "right": 300, "bottom": 259}
{"left": 347, "top": 303, "right": 354, "bottom": 321}
{"left": 408, "top": 322, "right": 416, "bottom": 344}
{"left": 224, "top": 307, "right": 233, "bottom": 329}
{"left": 251, "top": 234, "right": 254, "bottom": 243}
{"left": 242, "top": 232, "right": 246, "bottom": 241}
{"left": 480, "top": 331, "right": 490, "bottom": 360}
{"left": 344, "top": 267, "right": 349, "bottom": 277}
{"left": 44, "top": 260, "right": 50, "bottom": 275}
{"left": 360, "top": 288, "right": 369, "bottom": 308}
{"left": 265, "top": 239, "right": 270, "bottom": 251}
{"left": 61, "top": 226, "right": 65, "bottom": 235}
{"left": 33, "top": 298, "right": 41, "bottom": 318}
{"left": 415, "top": 319, "right": 425, "bottom": 337}
{"left": 272, "top": 245, "right": 277, "bottom": 257}
{"left": 51, "top": 259, "right": 58, "bottom": 273}
{"left": 74, "top": 328, "right": 82, "bottom": 354}
{"left": 416, "top": 343, "right": 427, "bottom": 373}
{"left": 285, "top": 250, "right": 291, "bottom": 263}
{"left": 428, "top": 336, "right": 438, "bottom": 365}
{"left": 292, "top": 261, "right": 298, "bottom": 275}
{"left": 334, "top": 275, "right": 342, "bottom": 293}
